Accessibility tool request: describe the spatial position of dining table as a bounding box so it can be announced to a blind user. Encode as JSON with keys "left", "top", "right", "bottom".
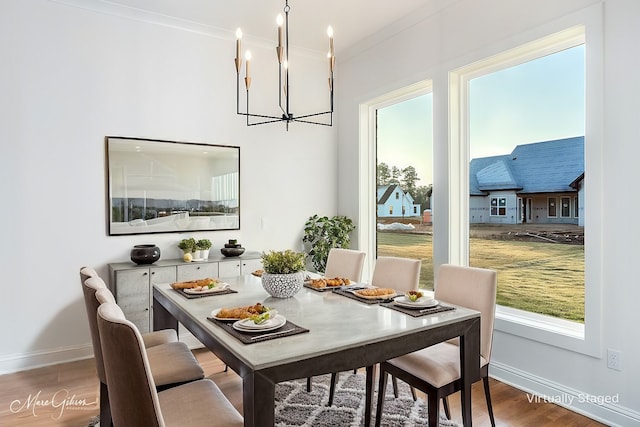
{"left": 153, "top": 274, "right": 481, "bottom": 427}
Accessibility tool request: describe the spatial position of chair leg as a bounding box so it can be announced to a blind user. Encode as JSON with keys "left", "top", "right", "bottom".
{"left": 99, "top": 381, "right": 112, "bottom": 427}
{"left": 483, "top": 376, "right": 496, "bottom": 427}
{"left": 410, "top": 386, "right": 417, "bottom": 401}
{"left": 307, "top": 377, "right": 312, "bottom": 392}
{"left": 443, "top": 396, "right": 451, "bottom": 419}
{"left": 391, "top": 375, "right": 399, "bottom": 398}
{"left": 374, "top": 369, "right": 389, "bottom": 427}
{"left": 327, "top": 372, "right": 339, "bottom": 406}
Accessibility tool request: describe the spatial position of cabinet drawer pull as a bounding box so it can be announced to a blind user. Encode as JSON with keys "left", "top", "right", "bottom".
{"left": 143, "top": 272, "right": 148, "bottom": 276}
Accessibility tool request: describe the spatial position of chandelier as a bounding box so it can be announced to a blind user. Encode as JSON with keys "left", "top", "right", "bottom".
{"left": 234, "top": 0, "right": 335, "bottom": 130}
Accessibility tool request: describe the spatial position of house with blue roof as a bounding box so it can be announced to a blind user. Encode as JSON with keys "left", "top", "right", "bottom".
{"left": 469, "top": 136, "right": 584, "bottom": 226}
{"left": 377, "top": 184, "right": 421, "bottom": 219}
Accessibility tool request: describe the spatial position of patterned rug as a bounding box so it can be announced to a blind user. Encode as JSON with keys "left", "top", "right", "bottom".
{"left": 275, "top": 373, "right": 459, "bottom": 427}
{"left": 87, "top": 373, "right": 459, "bottom": 426}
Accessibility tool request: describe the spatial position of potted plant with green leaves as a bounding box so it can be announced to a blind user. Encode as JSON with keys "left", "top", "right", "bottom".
{"left": 302, "top": 215, "right": 356, "bottom": 273}
{"left": 195, "top": 238, "right": 212, "bottom": 260}
{"left": 178, "top": 238, "right": 196, "bottom": 262}
{"left": 261, "top": 250, "right": 306, "bottom": 298}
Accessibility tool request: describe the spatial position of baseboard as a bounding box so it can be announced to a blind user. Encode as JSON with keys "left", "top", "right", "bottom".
{"left": 490, "top": 361, "right": 640, "bottom": 426}
{"left": 0, "top": 344, "right": 94, "bottom": 375}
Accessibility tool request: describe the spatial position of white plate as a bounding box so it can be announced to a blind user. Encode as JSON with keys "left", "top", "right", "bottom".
{"left": 393, "top": 296, "right": 438, "bottom": 309}
{"left": 233, "top": 315, "right": 286, "bottom": 332}
{"left": 184, "top": 283, "right": 230, "bottom": 295}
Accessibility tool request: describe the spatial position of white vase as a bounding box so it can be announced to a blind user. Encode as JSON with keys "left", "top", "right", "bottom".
{"left": 262, "top": 272, "right": 304, "bottom": 298}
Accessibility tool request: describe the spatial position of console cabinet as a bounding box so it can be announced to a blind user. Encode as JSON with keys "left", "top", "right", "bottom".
{"left": 108, "top": 252, "right": 261, "bottom": 333}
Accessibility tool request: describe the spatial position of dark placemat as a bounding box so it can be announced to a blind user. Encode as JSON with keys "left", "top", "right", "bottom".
{"left": 332, "top": 288, "right": 396, "bottom": 304}
{"left": 172, "top": 288, "right": 237, "bottom": 299}
{"left": 379, "top": 301, "right": 455, "bottom": 317}
{"left": 207, "top": 318, "right": 309, "bottom": 344}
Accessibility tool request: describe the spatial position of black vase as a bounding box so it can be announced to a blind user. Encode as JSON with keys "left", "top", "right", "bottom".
{"left": 130, "top": 244, "right": 161, "bottom": 265}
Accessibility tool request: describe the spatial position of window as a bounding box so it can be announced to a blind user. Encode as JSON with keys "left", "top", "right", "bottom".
{"left": 389, "top": 206, "right": 393, "bottom": 215}
{"left": 548, "top": 197, "right": 558, "bottom": 217}
{"left": 490, "top": 197, "right": 507, "bottom": 216}
{"left": 448, "top": 21, "right": 603, "bottom": 355}
{"left": 374, "top": 88, "right": 434, "bottom": 289}
{"left": 561, "top": 197, "right": 571, "bottom": 217}
{"left": 574, "top": 196, "right": 579, "bottom": 218}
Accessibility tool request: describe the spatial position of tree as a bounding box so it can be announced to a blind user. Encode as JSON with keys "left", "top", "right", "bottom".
{"left": 413, "top": 184, "right": 433, "bottom": 212}
{"left": 390, "top": 166, "right": 401, "bottom": 184}
{"left": 401, "top": 166, "right": 419, "bottom": 197}
{"left": 377, "top": 162, "right": 391, "bottom": 185}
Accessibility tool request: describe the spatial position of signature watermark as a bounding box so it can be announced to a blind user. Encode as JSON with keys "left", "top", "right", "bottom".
{"left": 9, "top": 389, "right": 97, "bottom": 420}
{"left": 527, "top": 392, "right": 619, "bottom": 406}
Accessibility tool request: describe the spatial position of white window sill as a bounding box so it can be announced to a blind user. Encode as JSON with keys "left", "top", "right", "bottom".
{"left": 495, "top": 305, "right": 598, "bottom": 357}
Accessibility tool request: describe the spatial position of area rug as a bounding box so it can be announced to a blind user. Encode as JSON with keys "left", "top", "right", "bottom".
{"left": 87, "top": 373, "right": 459, "bottom": 426}
{"left": 275, "top": 373, "right": 459, "bottom": 426}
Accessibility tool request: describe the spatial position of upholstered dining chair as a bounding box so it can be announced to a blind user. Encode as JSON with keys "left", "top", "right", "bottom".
{"left": 97, "top": 301, "right": 243, "bottom": 427}
{"left": 306, "top": 248, "right": 367, "bottom": 394}
{"left": 323, "top": 248, "right": 366, "bottom": 281}
{"left": 80, "top": 267, "right": 178, "bottom": 347}
{"left": 82, "top": 275, "right": 204, "bottom": 427}
{"left": 373, "top": 264, "right": 497, "bottom": 427}
{"left": 325, "top": 256, "right": 421, "bottom": 406}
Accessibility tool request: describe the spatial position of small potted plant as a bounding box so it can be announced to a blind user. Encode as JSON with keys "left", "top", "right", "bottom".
{"left": 178, "top": 238, "right": 196, "bottom": 262}
{"left": 196, "top": 238, "right": 212, "bottom": 260}
{"left": 261, "top": 250, "right": 306, "bottom": 298}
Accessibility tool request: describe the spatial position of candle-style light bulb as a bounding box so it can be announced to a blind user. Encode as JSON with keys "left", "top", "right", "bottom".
{"left": 235, "top": 28, "right": 242, "bottom": 59}
{"left": 244, "top": 50, "right": 252, "bottom": 90}
{"left": 245, "top": 50, "right": 252, "bottom": 77}
{"left": 327, "top": 26, "right": 334, "bottom": 57}
{"left": 277, "top": 14, "right": 284, "bottom": 48}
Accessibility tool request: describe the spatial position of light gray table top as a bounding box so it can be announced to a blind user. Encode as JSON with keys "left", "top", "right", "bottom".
{"left": 154, "top": 275, "right": 479, "bottom": 371}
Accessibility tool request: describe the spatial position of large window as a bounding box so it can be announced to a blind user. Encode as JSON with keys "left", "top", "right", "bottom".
{"left": 447, "top": 21, "right": 604, "bottom": 355}
{"left": 468, "top": 42, "right": 585, "bottom": 323}
{"left": 375, "top": 92, "right": 434, "bottom": 289}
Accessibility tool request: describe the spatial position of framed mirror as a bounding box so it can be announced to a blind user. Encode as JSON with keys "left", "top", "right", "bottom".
{"left": 106, "top": 136, "right": 240, "bottom": 235}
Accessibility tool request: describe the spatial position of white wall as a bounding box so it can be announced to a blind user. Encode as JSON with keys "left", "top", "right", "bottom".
{"left": 0, "top": 0, "right": 337, "bottom": 372}
{"left": 337, "top": 0, "right": 640, "bottom": 425}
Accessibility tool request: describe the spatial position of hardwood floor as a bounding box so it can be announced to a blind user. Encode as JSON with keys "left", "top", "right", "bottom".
{"left": 0, "top": 349, "right": 605, "bottom": 426}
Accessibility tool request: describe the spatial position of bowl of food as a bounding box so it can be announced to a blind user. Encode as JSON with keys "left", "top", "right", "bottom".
{"left": 405, "top": 290, "right": 424, "bottom": 302}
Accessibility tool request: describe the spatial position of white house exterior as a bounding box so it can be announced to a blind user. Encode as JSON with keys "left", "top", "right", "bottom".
{"left": 469, "top": 137, "right": 584, "bottom": 225}
{"left": 377, "top": 184, "right": 421, "bottom": 218}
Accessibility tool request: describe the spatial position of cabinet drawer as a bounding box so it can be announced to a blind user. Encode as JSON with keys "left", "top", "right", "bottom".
{"left": 113, "top": 269, "right": 151, "bottom": 333}
{"left": 241, "top": 258, "right": 263, "bottom": 275}
{"left": 176, "top": 262, "right": 219, "bottom": 281}
{"left": 218, "top": 260, "right": 241, "bottom": 278}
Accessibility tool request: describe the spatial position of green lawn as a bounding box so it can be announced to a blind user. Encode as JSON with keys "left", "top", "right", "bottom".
{"left": 376, "top": 232, "right": 585, "bottom": 323}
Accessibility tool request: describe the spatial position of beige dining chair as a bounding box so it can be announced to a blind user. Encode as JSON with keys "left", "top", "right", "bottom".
{"left": 325, "top": 256, "right": 421, "bottom": 406}
{"left": 373, "top": 264, "right": 497, "bottom": 427}
{"left": 82, "top": 275, "right": 204, "bottom": 427}
{"left": 306, "top": 248, "right": 367, "bottom": 394}
{"left": 97, "top": 301, "right": 243, "bottom": 427}
{"left": 323, "top": 248, "right": 366, "bottom": 281}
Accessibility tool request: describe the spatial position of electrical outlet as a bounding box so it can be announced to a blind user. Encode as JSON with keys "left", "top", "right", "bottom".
{"left": 607, "top": 349, "right": 622, "bottom": 371}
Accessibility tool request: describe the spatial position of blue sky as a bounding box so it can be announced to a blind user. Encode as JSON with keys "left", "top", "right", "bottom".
{"left": 377, "top": 45, "right": 585, "bottom": 187}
